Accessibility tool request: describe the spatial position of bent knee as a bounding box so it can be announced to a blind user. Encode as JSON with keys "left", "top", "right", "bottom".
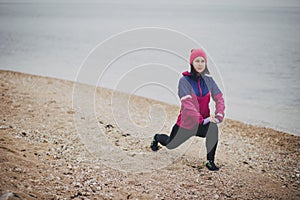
{"left": 210, "top": 122, "right": 218, "bottom": 132}
{"left": 208, "top": 123, "right": 219, "bottom": 138}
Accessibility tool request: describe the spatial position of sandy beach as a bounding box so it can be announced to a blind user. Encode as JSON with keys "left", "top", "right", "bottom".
{"left": 0, "top": 70, "right": 299, "bottom": 199}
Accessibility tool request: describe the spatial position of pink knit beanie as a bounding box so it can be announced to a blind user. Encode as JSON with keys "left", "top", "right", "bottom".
{"left": 189, "top": 48, "right": 207, "bottom": 64}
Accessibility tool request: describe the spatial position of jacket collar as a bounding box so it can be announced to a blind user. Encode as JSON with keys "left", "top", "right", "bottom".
{"left": 182, "top": 71, "right": 202, "bottom": 80}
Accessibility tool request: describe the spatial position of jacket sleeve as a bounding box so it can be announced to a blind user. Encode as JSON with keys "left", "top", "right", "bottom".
{"left": 178, "top": 77, "right": 204, "bottom": 124}
{"left": 180, "top": 95, "right": 204, "bottom": 124}
{"left": 210, "top": 78, "right": 225, "bottom": 122}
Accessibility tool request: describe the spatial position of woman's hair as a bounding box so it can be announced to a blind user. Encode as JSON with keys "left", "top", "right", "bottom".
{"left": 190, "top": 64, "right": 210, "bottom": 75}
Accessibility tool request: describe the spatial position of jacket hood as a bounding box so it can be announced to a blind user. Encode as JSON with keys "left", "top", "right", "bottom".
{"left": 182, "top": 71, "right": 191, "bottom": 76}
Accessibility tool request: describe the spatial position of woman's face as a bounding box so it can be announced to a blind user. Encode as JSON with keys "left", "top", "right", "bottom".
{"left": 192, "top": 56, "right": 206, "bottom": 74}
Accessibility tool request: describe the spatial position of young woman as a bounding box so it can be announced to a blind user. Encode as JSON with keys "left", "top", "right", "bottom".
{"left": 150, "top": 48, "right": 225, "bottom": 171}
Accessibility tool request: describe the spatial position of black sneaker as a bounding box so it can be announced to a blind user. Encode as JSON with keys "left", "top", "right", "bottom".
{"left": 206, "top": 160, "right": 219, "bottom": 171}
{"left": 150, "top": 134, "right": 159, "bottom": 151}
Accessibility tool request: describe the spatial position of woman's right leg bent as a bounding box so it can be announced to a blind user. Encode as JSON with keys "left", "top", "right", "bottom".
{"left": 196, "top": 122, "right": 219, "bottom": 162}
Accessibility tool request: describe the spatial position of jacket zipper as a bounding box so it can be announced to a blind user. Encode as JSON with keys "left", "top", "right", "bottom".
{"left": 198, "top": 78, "right": 202, "bottom": 97}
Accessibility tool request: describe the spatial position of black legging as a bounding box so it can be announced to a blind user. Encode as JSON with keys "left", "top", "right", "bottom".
{"left": 155, "top": 122, "right": 218, "bottom": 161}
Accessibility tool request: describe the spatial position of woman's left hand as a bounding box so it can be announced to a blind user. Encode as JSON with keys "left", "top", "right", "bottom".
{"left": 210, "top": 116, "right": 217, "bottom": 123}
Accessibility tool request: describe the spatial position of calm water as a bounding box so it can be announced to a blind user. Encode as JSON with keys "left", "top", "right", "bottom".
{"left": 1, "top": 0, "right": 300, "bottom": 135}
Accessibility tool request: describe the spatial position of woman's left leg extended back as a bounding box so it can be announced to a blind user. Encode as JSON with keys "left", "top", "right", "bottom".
{"left": 165, "top": 124, "right": 196, "bottom": 149}
{"left": 153, "top": 123, "right": 218, "bottom": 159}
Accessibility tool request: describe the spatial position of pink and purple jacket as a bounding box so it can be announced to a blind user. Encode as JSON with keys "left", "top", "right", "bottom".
{"left": 176, "top": 71, "right": 225, "bottom": 130}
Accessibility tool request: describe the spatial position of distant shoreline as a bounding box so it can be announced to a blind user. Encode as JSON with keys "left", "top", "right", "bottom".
{"left": 1, "top": 69, "right": 298, "bottom": 137}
